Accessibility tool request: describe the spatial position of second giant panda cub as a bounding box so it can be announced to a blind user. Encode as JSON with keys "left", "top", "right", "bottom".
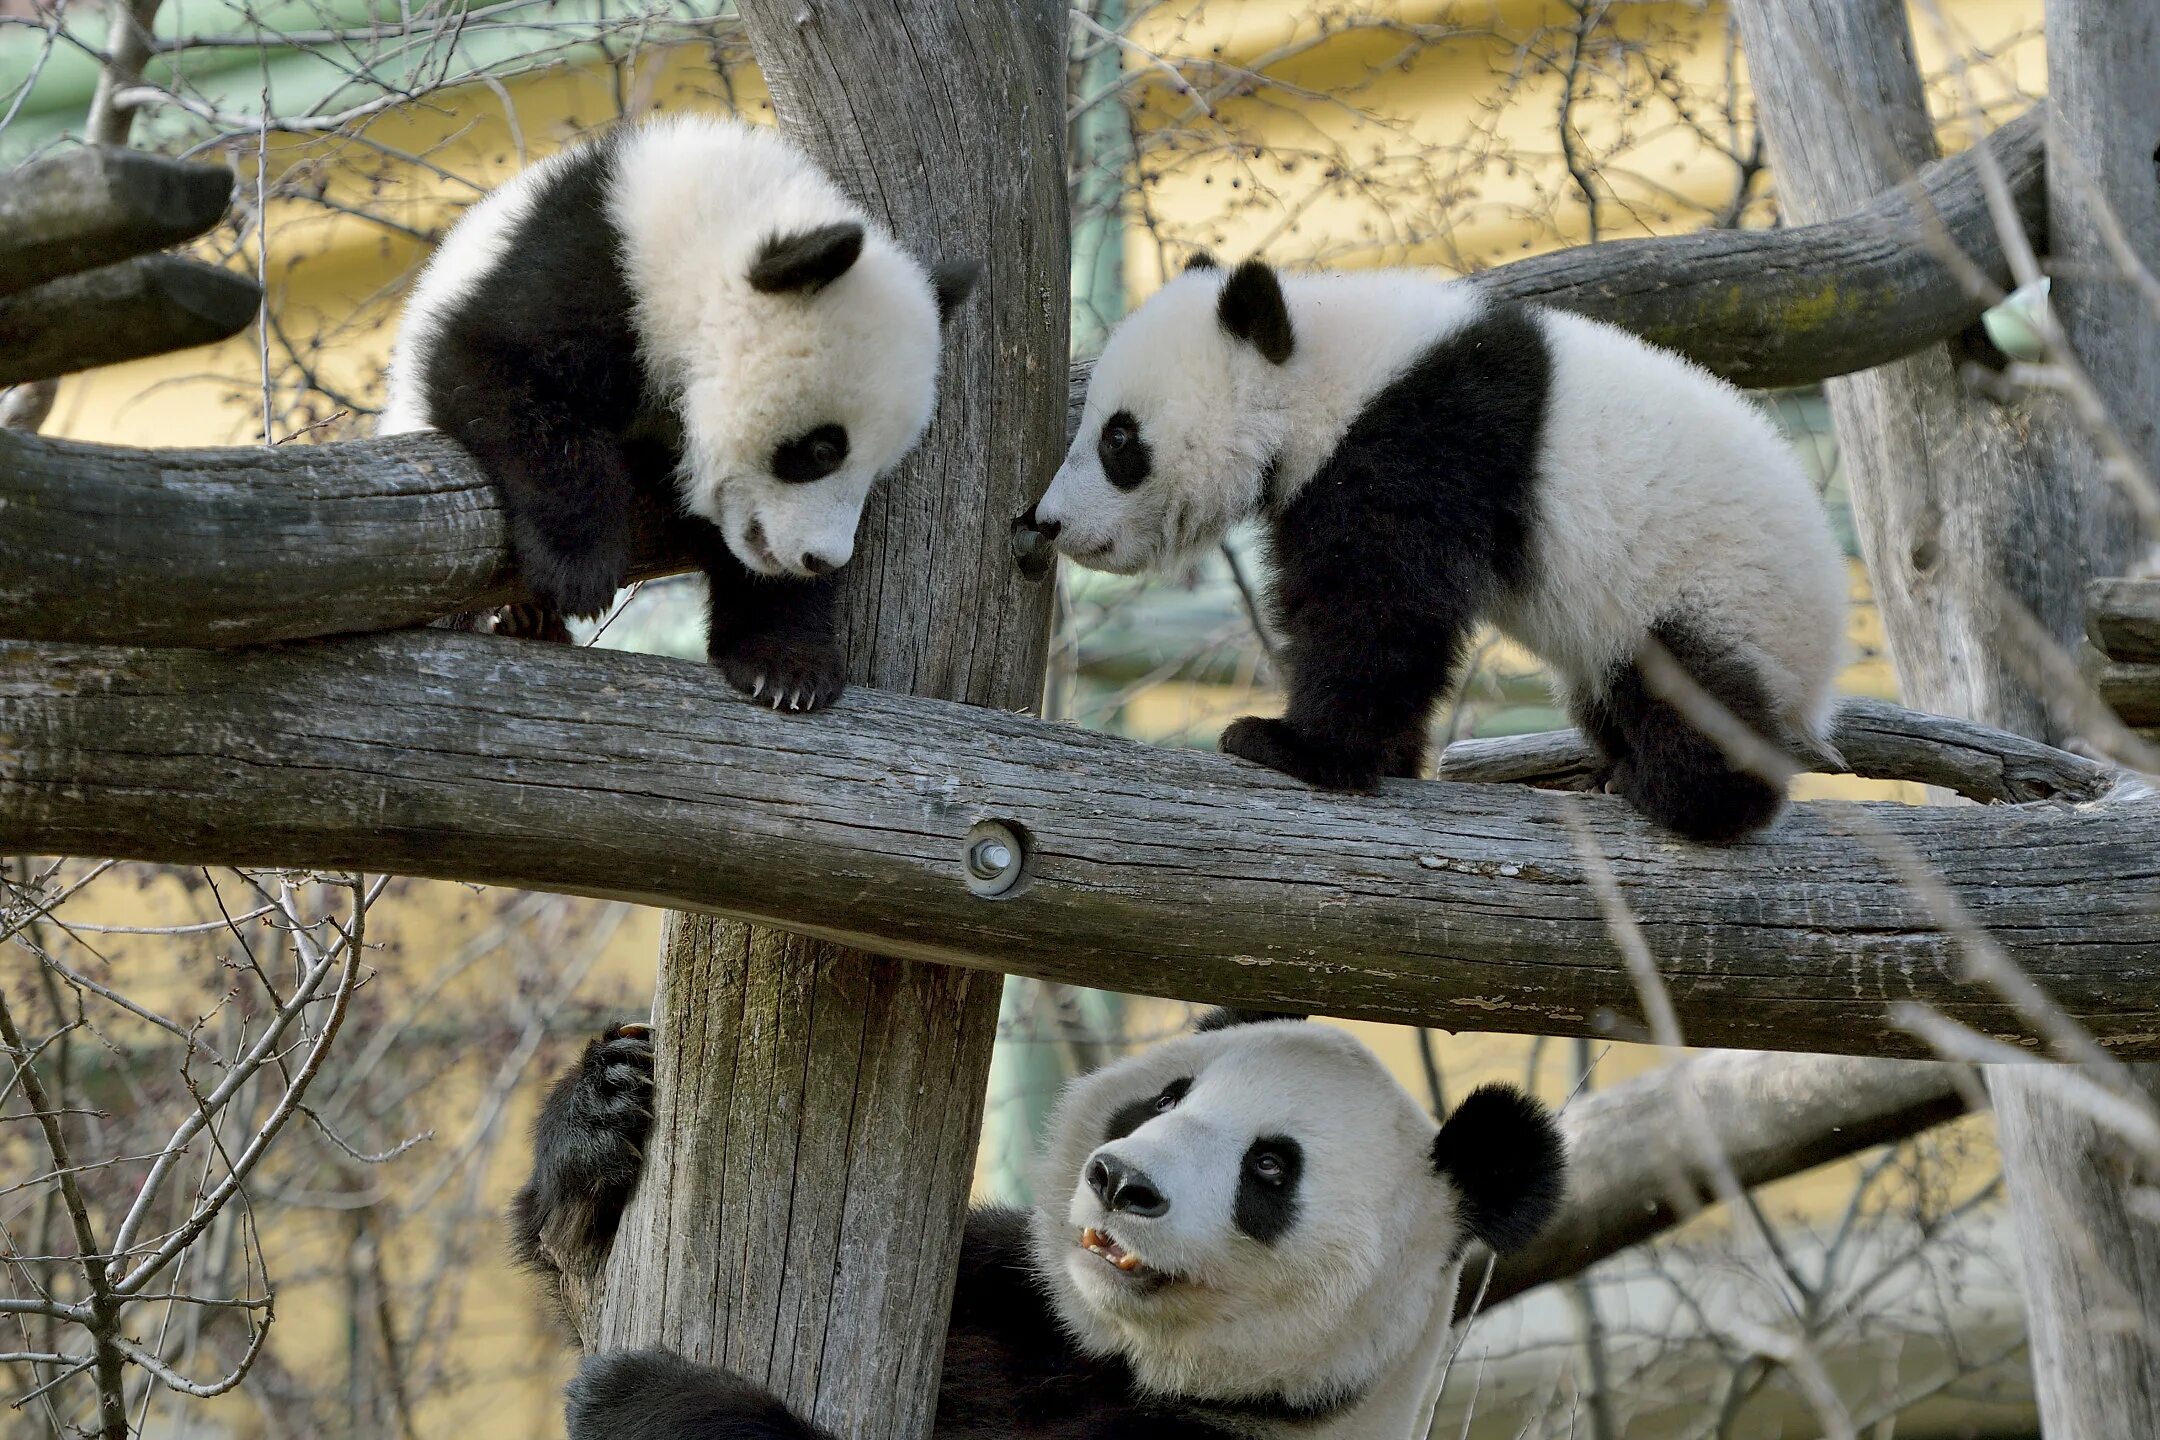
{"left": 382, "top": 115, "right": 976, "bottom": 711}
{"left": 1018, "top": 259, "right": 1847, "bottom": 840}
{"left": 515, "top": 1010, "right": 1565, "bottom": 1439}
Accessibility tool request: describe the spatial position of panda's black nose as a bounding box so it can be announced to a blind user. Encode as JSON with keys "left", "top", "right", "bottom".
{"left": 800, "top": 551, "right": 836, "bottom": 576}
{"left": 1086, "top": 1155, "right": 1169, "bottom": 1217}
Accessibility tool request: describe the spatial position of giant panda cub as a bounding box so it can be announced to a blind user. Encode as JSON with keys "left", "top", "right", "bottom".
{"left": 514, "top": 1010, "right": 1565, "bottom": 1439}
{"left": 381, "top": 115, "right": 976, "bottom": 711}
{"left": 1016, "top": 259, "right": 1847, "bottom": 840}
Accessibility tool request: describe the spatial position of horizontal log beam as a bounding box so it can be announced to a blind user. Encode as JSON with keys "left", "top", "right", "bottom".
{"left": 0, "top": 255, "right": 260, "bottom": 386}
{"left": 1436, "top": 696, "right": 2122, "bottom": 806}
{"left": 1469, "top": 1050, "right": 1968, "bottom": 1315}
{"left": 3, "top": 632, "right": 2156, "bottom": 1059}
{"left": 2090, "top": 578, "right": 2160, "bottom": 663}
{"left": 2092, "top": 655, "right": 2160, "bottom": 727}
{"left": 0, "top": 150, "right": 235, "bottom": 297}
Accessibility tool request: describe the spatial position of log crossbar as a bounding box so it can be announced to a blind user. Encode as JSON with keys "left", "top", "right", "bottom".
{"left": 2, "top": 630, "right": 2154, "bottom": 1059}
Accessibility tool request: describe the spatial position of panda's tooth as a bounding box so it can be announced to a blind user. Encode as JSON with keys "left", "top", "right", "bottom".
{"left": 1115, "top": 1253, "right": 1141, "bottom": 1271}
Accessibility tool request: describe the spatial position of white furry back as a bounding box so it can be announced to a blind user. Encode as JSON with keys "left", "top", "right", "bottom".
{"left": 1496, "top": 309, "right": 1848, "bottom": 738}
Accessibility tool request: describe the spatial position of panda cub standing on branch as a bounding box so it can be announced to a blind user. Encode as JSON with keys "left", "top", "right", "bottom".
{"left": 1016, "top": 258, "right": 1847, "bottom": 841}
{"left": 381, "top": 115, "right": 976, "bottom": 711}
{"left": 514, "top": 1011, "right": 1565, "bottom": 1438}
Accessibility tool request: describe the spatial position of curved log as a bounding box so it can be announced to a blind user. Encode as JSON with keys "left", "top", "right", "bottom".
{"left": 3, "top": 631, "right": 2156, "bottom": 1060}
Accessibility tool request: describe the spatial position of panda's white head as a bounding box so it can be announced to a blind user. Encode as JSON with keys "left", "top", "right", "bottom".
{"left": 1018, "top": 257, "right": 1297, "bottom": 579}
{"left": 609, "top": 117, "right": 978, "bottom": 580}
{"left": 1029, "top": 1011, "right": 1565, "bottom": 1414}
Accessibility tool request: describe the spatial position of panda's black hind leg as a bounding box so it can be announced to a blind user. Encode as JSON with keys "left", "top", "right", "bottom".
{"left": 1574, "top": 620, "right": 1791, "bottom": 843}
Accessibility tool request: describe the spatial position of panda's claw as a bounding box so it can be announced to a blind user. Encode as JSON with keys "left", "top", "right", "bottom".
{"left": 714, "top": 634, "right": 848, "bottom": 713}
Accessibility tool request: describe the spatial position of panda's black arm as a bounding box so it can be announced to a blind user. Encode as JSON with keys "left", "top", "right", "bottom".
{"left": 566, "top": 1350, "right": 840, "bottom": 1440}
{"left": 697, "top": 535, "right": 849, "bottom": 712}
{"left": 510, "top": 1023, "right": 655, "bottom": 1328}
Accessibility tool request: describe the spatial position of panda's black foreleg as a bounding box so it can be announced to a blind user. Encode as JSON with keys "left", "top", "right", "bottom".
{"left": 567, "top": 1349, "right": 839, "bottom": 1440}
{"left": 1572, "top": 620, "right": 1789, "bottom": 842}
{"left": 1221, "top": 605, "right": 1467, "bottom": 793}
{"left": 510, "top": 1023, "right": 655, "bottom": 1326}
{"left": 698, "top": 538, "right": 848, "bottom": 712}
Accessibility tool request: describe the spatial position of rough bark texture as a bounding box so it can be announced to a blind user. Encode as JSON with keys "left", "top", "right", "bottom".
{"left": 0, "top": 254, "right": 260, "bottom": 386}
{"left": 2090, "top": 579, "right": 2160, "bottom": 664}
{"left": 1437, "top": 696, "right": 2122, "bottom": 806}
{"left": 1739, "top": 2, "right": 2160, "bottom": 1432}
{"left": 3, "top": 632, "right": 2156, "bottom": 1059}
{"left": 1468, "top": 1051, "right": 1968, "bottom": 1316}
{"left": 578, "top": 5, "right": 1070, "bottom": 1436}
{"left": 2091, "top": 657, "right": 2160, "bottom": 728}
{"left": 0, "top": 150, "right": 235, "bottom": 297}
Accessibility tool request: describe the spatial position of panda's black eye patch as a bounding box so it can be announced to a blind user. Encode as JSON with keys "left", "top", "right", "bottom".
{"left": 1235, "top": 1135, "right": 1303, "bottom": 1244}
{"left": 773, "top": 424, "right": 849, "bottom": 483}
{"left": 1098, "top": 410, "right": 1152, "bottom": 491}
{"left": 1103, "top": 1076, "right": 1192, "bottom": 1143}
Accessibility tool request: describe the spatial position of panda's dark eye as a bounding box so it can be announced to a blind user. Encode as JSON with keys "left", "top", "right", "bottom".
{"left": 1098, "top": 409, "right": 1152, "bottom": 491}
{"left": 1153, "top": 1077, "right": 1191, "bottom": 1113}
{"left": 1249, "top": 1150, "right": 1286, "bottom": 1183}
{"left": 773, "top": 423, "right": 849, "bottom": 483}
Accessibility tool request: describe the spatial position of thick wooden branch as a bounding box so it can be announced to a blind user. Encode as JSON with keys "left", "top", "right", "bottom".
{"left": 1467, "top": 1050, "right": 1967, "bottom": 1315}
{"left": 0, "top": 150, "right": 235, "bottom": 297}
{"left": 1437, "top": 696, "right": 2123, "bottom": 805}
{"left": 0, "top": 255, "right": 260, "bottom": 386}
{"left": 2091, "top": 578, "right": 2160, "bottom": 663}
{"left": 4, "top": 631, "right": 2157, "bottom": 1059}
{"left": 2092, "top": 655, "right": 2160, "bottom": 727}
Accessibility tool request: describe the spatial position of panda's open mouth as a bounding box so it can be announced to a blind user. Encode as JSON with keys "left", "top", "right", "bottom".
{"left": 1080, "top": 1226, "right": 1151, "bottom": 1276}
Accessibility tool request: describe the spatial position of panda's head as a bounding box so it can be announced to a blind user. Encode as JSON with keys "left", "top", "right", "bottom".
{"left": 1018, "top": 256, "right": 1296, "bottom": 579}
{"left": 612, "top": 118, "right": 979, "bottom": 582}
{"left": 1029, "top": 1011, "right": 1565, "bottom": 1411}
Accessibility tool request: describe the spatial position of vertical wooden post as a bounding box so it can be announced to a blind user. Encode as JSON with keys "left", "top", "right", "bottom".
{"left": 1736, "top": 2, "right": 2160, "bottom": 1432}
{"left": 590, "top": 6, "right": 1069, "bottom": 1437}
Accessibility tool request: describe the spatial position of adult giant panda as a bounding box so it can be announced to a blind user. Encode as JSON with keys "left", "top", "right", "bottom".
{"left": 514, "top": 1010, "right": 1565, "bottom": 1439}
{"left": 1015, "top": 259, "right": 1847, "bottom": 840}
{"left": 381, "top": 115, "right": 977, "bottom": 711}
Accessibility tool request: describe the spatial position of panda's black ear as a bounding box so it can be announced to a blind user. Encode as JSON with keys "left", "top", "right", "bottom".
{"left": 1217, "top": 258, "right": 1294, "bottom": 365}
{"left": 1184, "top": 250, "right": 1220, "bottom": 273}
{"left": 749, "top": 222, "right": 864, "bottom": 295}
{"left": 1192, "top": 1006, "right": 1308, "bottom": 1034}
{"left": 932, "top": 258, "right": 981, "bottom": 327}
{"left": 1430, "top": 1083, "right": 1565, "bottom": 1254}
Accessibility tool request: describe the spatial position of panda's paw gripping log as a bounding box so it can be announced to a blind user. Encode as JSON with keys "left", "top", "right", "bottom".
{"left": 714, "top": 633, "right": 848, "bottom": 713}
{"left": 511, "top": 524, "right": 631, "bottom": 623}
{"left": 1220, "top": 715, "right": 1384, "bottom": 793}
{"left": 575, "top": 1022, "right": 657, "bottom": 1148}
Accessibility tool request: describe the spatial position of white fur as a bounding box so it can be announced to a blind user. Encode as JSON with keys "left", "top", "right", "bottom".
{"left": 1038, "top": 267, "right": 1847, "bottom": 747}
{"left": 1030, "top": 1023, "right": 1472, "bottom": 1433}
{"left": 381, "top": 115, "right": 949, "bottom": 580}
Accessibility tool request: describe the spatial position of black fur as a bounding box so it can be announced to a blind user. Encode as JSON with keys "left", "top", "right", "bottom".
{"left": 1102, "top": 1076, "right": 1191, "bottom": 1145}
{"left": 1232, "top": 1136, "right": 1303, "bottom": 1244}
{"left": 1430, "top": 1083, "right": 1565, "bottom": 1255}
{"left": 415, "top": 137, "right": 869, "bottom": 710}
{"left": 1220, "top": 301, "right": 1548, "bottom": 792}
{"left": 1097, "top": 410, "right": 1152, "bottom": 491}
{"left": 1216, "top": 258, "right": 1295, "bottom": 365}
{"left": 1191, "top": 1007, "right": 1308, "bottom": 1034}
{"left": 747, "top": 222, "right": 863, "bottom": 294}
{"left": 509, "top": 1022, "right": 655, "bottom": 1322}
{"left": 1572, "top": 617, "right": 1790, "bottom": 843}
{"left": 528, "top": 1034, "right": 1373, "bottom": 1440}
{"left": 932, "top": 258, "right": 981, "bottom": 323}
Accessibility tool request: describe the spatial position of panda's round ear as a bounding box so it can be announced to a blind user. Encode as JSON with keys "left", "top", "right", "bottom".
{"left": 1217, "top": 258, "right": 1294, "bottom": 365}
{"left": 1430, "top": 1083, "right": 1566, "bottom": 1254}
{"left": 749, "top": 222, "right": 864, "bottom": 295}
{"left": 932, "top": 258, "right": 981, "bottom": 327}
{"left": 1192, "top": 1006, "right": 1308, "bottom": 1034}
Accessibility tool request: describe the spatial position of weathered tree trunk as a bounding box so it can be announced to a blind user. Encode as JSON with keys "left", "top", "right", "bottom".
{"left": 584, "top": 6, "right": 1069, "bottom": 1436}
{"left": 1736, "top": 0, "right": 2160, "bottom": 1431}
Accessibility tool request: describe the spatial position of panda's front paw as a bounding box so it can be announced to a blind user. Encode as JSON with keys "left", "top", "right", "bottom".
{"left": 564, "top": 1022, "right": 657, "bottom": 1153}
{"left": 512, "top": 1022, "right": 656, "bottom": 1280}
{"left": 513, "top": 525, "right": 630, "bottom": 621}
{"left": 713, "top": 633, "right": 848, "bottom": 713}
{"left": 1220, "top": 716, "right": 1383, "bottom": 792}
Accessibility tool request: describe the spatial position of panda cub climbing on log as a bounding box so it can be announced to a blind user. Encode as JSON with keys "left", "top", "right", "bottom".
{"left": 381, "top": 115, "right": 976, "bottom": 711}
{"left": 1015, "top": 258, "right": 1847, "bottom": 841}
{"left": 513, "top": 1010, "right": 1565, "bottom": 1439}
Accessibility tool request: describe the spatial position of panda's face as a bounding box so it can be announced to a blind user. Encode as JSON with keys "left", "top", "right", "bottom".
{"left": 1030, "top": 271, "right": 1289, "bottom": 578}
{"left": 675, "top": 235, "right": 949, "bottom": 580}
{"left": 1029, "top": 1022, "right": 1472, "bottom": 1408}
